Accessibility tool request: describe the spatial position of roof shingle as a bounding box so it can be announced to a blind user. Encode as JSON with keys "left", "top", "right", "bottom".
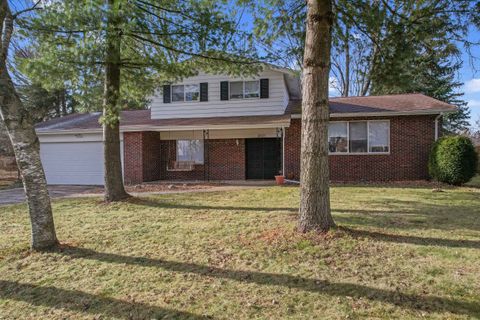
{"left": 36, "top": 110, "right": 291, "bottom": 132}
{"left": 286, "top": 93, "right": 457, "bottom": 115}
{"left": 36, "top": 93, "right": 456, "bottom": 133}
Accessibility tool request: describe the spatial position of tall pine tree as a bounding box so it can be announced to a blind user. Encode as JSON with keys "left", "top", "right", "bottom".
{"left": 20, "top": 0, "right": 258, "bottom": 201}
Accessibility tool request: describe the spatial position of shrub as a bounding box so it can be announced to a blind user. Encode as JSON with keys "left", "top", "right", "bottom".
{"left": 429, "top": 136, "right": 478, "bottom": 185}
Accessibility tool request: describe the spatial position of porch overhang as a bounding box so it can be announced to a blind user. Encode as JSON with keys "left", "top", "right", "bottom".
{"left": 36, "top": 112, "right": 291, "bottom": 135}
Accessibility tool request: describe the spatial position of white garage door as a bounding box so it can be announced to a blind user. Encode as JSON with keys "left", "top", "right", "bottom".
{"left": 40, "top": 141, "right": 106, "bottom": 185}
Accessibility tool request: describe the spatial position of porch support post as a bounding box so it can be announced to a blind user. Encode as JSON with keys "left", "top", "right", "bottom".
{"left": 282, "top": 127, "right": 286, "bottom": 177}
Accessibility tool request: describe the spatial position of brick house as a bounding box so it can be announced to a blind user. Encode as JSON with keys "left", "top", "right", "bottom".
{"left": 35, "top": 66, "right": 456, "bottom": 185}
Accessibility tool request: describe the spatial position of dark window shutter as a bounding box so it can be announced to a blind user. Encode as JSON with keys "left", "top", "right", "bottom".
{"left": 163, "top": 85, "right": 171, "bottom": 103}
{"left": 260, "top": 79, "right": 269, "bottom": 99}
{"left": 200, "top": 82, "right": 208, "bottom": 102}
{"left": 220, "top": 81, "right": 229, "bottom": 100}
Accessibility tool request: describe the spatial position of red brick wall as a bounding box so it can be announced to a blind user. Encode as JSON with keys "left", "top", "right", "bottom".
{"left": 284, "top": 119, "right": 301, "bottom": 180}
{"left": 124, "top": 115, "right": 437, "bottom": 183}
{"left": 124, "top": 131, "right": 161, "bottom": 184}
{"left": 284, "top": 115, "right": 437, "bottom": 181}
{"left": 207, "top": 139, "right": 245, "bottom": 180}
{"left": 142, "top": 132, "right": 161, "bottom": 182}
{"left": 159, "top": 139, "right": 246, "bottom": 181}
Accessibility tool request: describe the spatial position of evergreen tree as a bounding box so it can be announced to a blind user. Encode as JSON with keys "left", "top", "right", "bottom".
{"left": 19, "top": 0, "right": 258, "bottom": 201}
{"left": 253, "top": 0, "right": 476, "bottom": 131}
{"left": 369, "top": 7, "right": 470, "bottom": 132}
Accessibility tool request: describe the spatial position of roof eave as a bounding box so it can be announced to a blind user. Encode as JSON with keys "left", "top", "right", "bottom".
{"left": 35, "top": 120, "right": 292, "bottom": 135}
{"left": 290, "top": 109, "right": 456, "bottom": 119}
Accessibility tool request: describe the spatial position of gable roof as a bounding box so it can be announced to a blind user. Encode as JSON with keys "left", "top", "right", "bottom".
{"left": 35, "top": 110, "right": 291, "bottom": 133}
{"left": 286, "top": 93, "right": 457, "bottom": 116}
{"left": 36, "top": 93, "right": 456, "bottom": 134}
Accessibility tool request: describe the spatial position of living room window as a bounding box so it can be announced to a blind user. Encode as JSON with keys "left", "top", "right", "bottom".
{"left": 349, "top": 122, "right": 368, "bottom": 153}
{"left": 328, "top": 122, "right": 348, "bottom": 153}
{"left": 328, "top": 120, "right": 390, "bottom": 154}
{"left": 177, "top": 140, "right": 204, "bottom": 164}
{"left": 229, "top": 80, "right": 260, "bottom": 99}
{"left": 171, "top": 84, "right": 199, "bottom": 102}
{"left": 369, "top": 121, "right": 390, "bottom": 152}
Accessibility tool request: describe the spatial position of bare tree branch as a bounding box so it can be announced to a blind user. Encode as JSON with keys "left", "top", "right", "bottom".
{"left": 12, "top": 0, "right": 41, "bottom": 19}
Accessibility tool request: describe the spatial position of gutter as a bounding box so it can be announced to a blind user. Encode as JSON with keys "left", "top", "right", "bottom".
{"left": 435, "top": 113, "right": 443, "bottom": 141}
{"left": 290, "top": 109, "right": 457, "bottom": 119}
{"left": 36, "top": 121, "right": 292, "bottom": 135}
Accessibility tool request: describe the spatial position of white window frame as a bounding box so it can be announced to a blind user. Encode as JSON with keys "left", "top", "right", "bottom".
{"left": 176, "top": 139, "right": 204, "bottom": 164}
{"left": 329, "top": 120, "right": 390, "bottom": 155}
{"left": 229, "top": 80, "right": 260, "bottom": 100}
{"left": 328, "top": 121, "right": 349, "bottom": 153}
{"left": 170, "top": 84, "right": 200, "bottom": 103}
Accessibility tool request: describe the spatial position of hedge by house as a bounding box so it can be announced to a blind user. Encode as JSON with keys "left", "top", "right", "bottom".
{"left": 429, "top": 136, "right": 478, "bottom": 185}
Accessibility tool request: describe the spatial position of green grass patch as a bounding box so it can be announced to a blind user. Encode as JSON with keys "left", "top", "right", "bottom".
{"left": 1, "top": 185, "right": 479, "bottom": 319}
{"left": 465, "top": 174, "right": 480, "bottom": 188}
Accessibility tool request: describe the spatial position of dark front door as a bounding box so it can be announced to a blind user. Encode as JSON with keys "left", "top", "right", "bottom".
{"left": 246, "top": 138, "right": 281, "bottom": 179}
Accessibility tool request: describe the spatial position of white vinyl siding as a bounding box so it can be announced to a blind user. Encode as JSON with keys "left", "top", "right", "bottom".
{"left": 151, "top": 69, "right": 289, "bottom": 119}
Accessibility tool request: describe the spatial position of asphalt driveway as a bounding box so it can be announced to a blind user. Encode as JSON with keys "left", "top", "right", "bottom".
{"left": 0, "top": 185, "right": 98, "bottom": 206}
{"left": 0, "top": 184, "right": 268, "bottom": 206}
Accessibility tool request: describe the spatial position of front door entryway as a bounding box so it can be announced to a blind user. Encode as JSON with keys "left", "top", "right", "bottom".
{"left": 246, "top": 138, "right": 281, "bottom": 179}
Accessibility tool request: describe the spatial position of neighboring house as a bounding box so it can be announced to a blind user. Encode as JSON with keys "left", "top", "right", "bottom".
{"left": 35, "top": 66, "right": 456, "bottom": 185}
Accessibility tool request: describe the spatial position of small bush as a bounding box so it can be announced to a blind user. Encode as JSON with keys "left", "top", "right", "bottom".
{"left": 429, "top": 136, "right": 478, "bottom": 185}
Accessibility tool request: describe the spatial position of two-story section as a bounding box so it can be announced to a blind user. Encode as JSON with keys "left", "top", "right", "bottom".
{"left": 116, "top": 66, "right": 300, "bottom": 184}
{"left": 150, "top": 67, "right": 299, "bottom": 119}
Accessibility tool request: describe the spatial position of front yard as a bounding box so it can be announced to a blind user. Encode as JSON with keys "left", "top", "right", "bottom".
{"left": 0, "top": 185, "right": 479, "bottom": 319}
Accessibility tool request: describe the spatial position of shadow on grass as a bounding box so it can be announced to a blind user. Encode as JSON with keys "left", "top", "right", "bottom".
{"left": 54, "top": 245, "right": 480, "bottom": 317}
{"left": 339, "top": 227, "right": 480, "bottom": 249}
{"left": 128, "top": 197, "right": 298, "bottom": 213}
{"left": 129, "top": 198, "right": 480, "bottom": 232}
{"left": 0, "top": 280, "right": 208, "bottom": 319}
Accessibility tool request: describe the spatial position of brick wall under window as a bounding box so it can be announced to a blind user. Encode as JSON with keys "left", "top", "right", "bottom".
{"left": 124, "top": 115, "right": 437, "bottom": 183}
{"left": 284, "top": 115, "right": 437, "bottom": 181}
{"left": 124, "top": 134, "right": 245, "bottom": 184}
{"left": 124, "top": 131, "right": 161, "bottom": 185}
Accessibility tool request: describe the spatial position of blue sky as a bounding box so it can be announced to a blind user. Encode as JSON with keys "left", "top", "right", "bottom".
{"left": 459, "top": 26, "right": 480, "bottom": 127}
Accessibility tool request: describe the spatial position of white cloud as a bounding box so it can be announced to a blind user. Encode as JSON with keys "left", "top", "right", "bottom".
{"left": 465, "top": 79, "right": 480, "bottom": 93}
{"left": 467, "top": 99, "right": 480, "bottom": 108}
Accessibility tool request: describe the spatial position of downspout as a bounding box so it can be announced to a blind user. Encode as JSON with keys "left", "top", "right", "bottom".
{"left": 435, "top": 113, "right": 443, "bottom": 141}
{"left": 282, "top": 127, "right": 286, "bottom": 176}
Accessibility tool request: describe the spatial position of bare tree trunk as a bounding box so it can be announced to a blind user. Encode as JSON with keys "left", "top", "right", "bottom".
{"left": 60, "top": 89, "right": 67, "bottom": 116}
{"left": 343, "top": 26, "right": 350, "bottom": 97}
{"left": 298, "top": 0, "right": 335, "bottom": 233}
{"left": 0, "top": 0, "right": 58, "bottom": 250}
{"left": 360, "top": 42, "right": 378, "bottom": 96}
{"left": 103, "top": 0, "right": 129, "bottom": 202}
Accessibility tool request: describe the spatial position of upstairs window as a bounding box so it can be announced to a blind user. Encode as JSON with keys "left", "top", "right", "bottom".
{"left": 229, "top": 80, "right": 260, "bottom": 99}
{"left": 171, "top": 84, "right": 199, "bottom": 102}
{"left": 328, "top": 120, "right": 390, "bottom": 154}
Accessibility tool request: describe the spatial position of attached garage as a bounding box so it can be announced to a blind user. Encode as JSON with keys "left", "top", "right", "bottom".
{"left": 39, "top": 133, "right": 123, "bottom": 185}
